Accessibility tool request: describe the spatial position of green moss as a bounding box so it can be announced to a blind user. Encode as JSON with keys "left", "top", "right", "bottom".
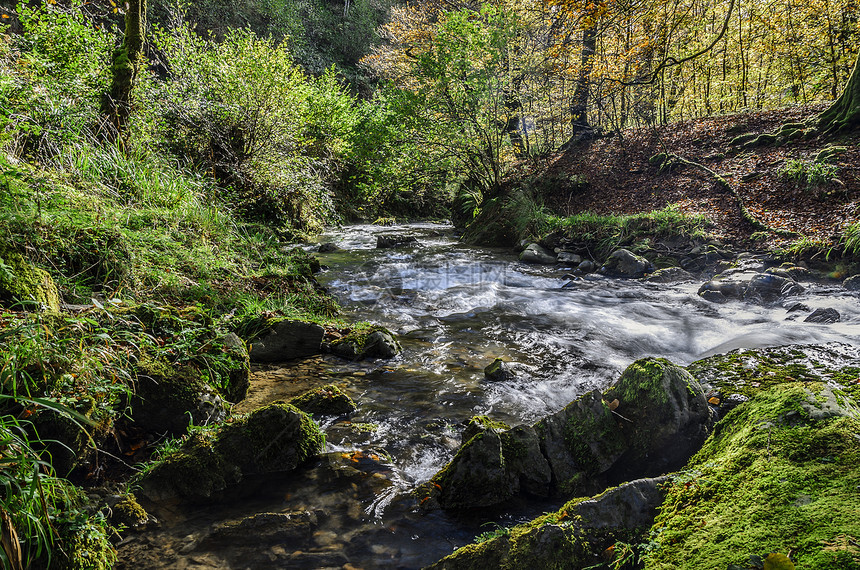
{"left": 288, "top": 384, "right": 356, "bottom": 416}
{"left": 611, "top": 358, "right": 672, "bottom": 405}
{"left": 562, "top": 399, "right": 620, "bottom": 480}
{"left": 0, "top": 248, "right": 61, "bottom": 311}
{"left": 644, "top": 383, "right": 860, "bottom": 569}
{"left": 55, "top": 518, "right": 117, "bottom": 570}
{"left": 111, "top": 494, "right": 148, "bottom": 528}
{"left": 464, "top": 415, "right": 511, "bottom": 443}
{"left": 688, "top": 344, "right": 860, "bottom": 404}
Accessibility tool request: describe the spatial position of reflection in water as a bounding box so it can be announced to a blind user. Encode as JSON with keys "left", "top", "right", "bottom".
{"left": 118, "top": 223, "right": 860, "bottom": 569}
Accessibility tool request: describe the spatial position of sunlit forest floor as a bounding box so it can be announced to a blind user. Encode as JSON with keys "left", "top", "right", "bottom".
{"left": 537, "top": 104, "right": 858, "bottom": 251}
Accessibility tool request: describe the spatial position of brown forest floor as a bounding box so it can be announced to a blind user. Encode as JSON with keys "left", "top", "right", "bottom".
{"left": 534, "top": 103, "right": 860, "bottom": 251}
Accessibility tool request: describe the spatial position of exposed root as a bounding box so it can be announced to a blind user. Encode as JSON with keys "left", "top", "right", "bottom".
{"left": 649, "top": 152, "right": 799, "bottom": 238}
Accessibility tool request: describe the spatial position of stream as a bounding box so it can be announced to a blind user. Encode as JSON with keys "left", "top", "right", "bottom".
{"left": 117, "top": 223, "right": 860, "bottom": 569}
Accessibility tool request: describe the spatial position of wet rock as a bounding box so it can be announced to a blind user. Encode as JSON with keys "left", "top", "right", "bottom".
{"left": 804, "top": 308, "right": 840, "bottom": 324}
{"left": 602, "top": 358, "right": 715, "bottom": 482}
{"left": 202, "top": 512, "right": 316, "bottom": 547}
{"left": 137, "top": 403, "right": 324, "bottom": 503}
{"left": 557, "top": 251, "right": 582, "bottom": 265}
{"left": 483, "top": 358, "right": 514, "bottom": 382}
{"left": 536, "top": 389, "right": 625, "bottom": 494}
{"left": 746, "top": 273, "right": 804, "bottom": 301}
{"left": 376, "top": 234, "right": 418, "bottom": 248}
{"left": 599, "top": 249, "right": 654, "bottom": 278}
{"left": 318, "top": 242, "right": 340, "bottom": 253}
{"left": 331, "top": 328, "right": 401, "bottom": 360}
{"left": 462, "top": 415, "right": 511, "bottom": 444}
{"left": 645, "top": 266, "right": 695, "bottom": 283}
{"left": 786, "top": 302, "right": 811, "bottom": 314}
{"left": 423, "top": 359, "right": 713, "bottom": 509}
{"left": 698, "top": 273, "right": 803, "bottom": 303}
{"left": 426, "top": 476, "right": 669, "bottom": 570}
{"left": 843, "top": 274, "right": 860, "bottom": 291}
{"left": 698, "top": 279, "right": 747, "bottom": 300}
{"left": 424, "top": 422, "right": 551, "bottom": 509}
{"left": 765, "top": 265, "right": 809, "bottom": 280}
{"left": 249, "top": 319, "right": 324, "bottom": 363}
{"left": 576, "top": 260, "right": 598, "bottom": 274}
{"left": 519, "top": 243, "right": 557, "bottom": 264}
{"left": 289, "top": 384, "right": 356, "bottom": 416}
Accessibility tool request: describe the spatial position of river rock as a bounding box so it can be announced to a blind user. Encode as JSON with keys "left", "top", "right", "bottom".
{"left": 745, "top": 273, "right": 804, "bottom": 301}
{"left": 844, "top": 274, "right": 860, "bottom": 291}
{"left": 461, "top": 415, "right": 511, "bottom": 444}
{"left": 318, "top": 242, "right": 340, "bottom": 253}
{"left": 426, "top": 476, "right": 670, "bottom": 570}
{"left": 602, "top": 358, "right": 715, "bottom": 482}
{"left": 289, "top": 384, "right": 356, "bottom": 416}
{"left": 331, "top": 328, "right": 401, "bottom": 360}
{"left": 519, "top": 243, "right": 557, "bottom": 264}
{"left": 137, "top": 403, "right": 324, "bottom": 503}
{"left": 422, "top": 358, "right": 713, "bottom": 509}
{"left": 249, "top": 319, "right": 324, "bottom": 362}
{"left": 557, "top": 251, "right": 582, "bottom": 265}
{"left": 484, "top": 358, "right": 514, "bottom": 382}
{"left": 804, "top": 307, "right": 840, "bottom": 324}
{"left": 645, "top": 266, "right": 695, "bottom": 283}
{"left": 576, "top": 259, "right": 598, "bottom": 273}
{"left": 376, "top": 234, "right": 418, "bottom": 248}
{"left": 599, "top": 249, "right": 654, "bottom": 278}
{"left": 424, "top": 422, "right": 551, "bottom": 509}
{"left": 131, "top": 356, "right": 228, "bottom": 435}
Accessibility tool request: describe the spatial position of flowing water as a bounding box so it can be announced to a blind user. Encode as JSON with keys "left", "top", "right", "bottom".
{"left": 118, "top": 223, "right": 860, "bottom": 569}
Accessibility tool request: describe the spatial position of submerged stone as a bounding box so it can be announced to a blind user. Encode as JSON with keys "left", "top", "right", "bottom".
{"left": 483, "top": 358, "right": 514, "bottom": 382}
{"left": 289, "top": 384, "right": 356, "bottom": 416}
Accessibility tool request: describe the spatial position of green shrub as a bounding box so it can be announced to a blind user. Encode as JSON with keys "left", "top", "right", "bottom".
{"left": 778, "top": 158, "right": 839, "bottom": 188}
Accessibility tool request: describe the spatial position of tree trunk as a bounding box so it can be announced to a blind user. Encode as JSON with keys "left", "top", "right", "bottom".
{"left": 103, "top": 0, "right": 146, "bottom": 144}
{"left": 569, "top": 21, "right": 597, "bottom": 137}
{"left": 817, "top": 50, "right": 860, "bottom": 133}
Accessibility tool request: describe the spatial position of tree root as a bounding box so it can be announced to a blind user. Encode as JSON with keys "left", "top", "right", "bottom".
{"left": 649, "top": 153, "right": 799, "bottom": 238}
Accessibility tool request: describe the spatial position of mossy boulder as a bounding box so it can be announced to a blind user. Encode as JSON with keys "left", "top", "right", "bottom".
{"left": 484, "top": 359, "right": 515, "bottom": 382}
{"left": 599, "top": 248, "right": 654, "bottom": 278}
{"left": 288, "top": 384, "right": 356, "bottom": 416}
{"left": 330, "top": 327, "right": 401, "bottom": 360}
{"left": 137, "top": 403, "right": 324, "bottom": 503}
{"left": 427, "top": 476, "right": 669, "bottom": 570}
{"left": 536, "top": 389, "right": 626, "bottom": 495}
{"left": 421, "top": 423, "right": 551, "bottom": 510}
{"left": 0, "top": 248, "right": 60, "bottom": 311}
{"left": 131, "top": 355, "right": 223, "bottom": 435}
{"left": 686, "top": 342, "right": 860, "bottom": 411}
{"left": 424, "top": 358, "right": 713, "bottom": 509}
{"left": 248, "top": 319, "right": 324, "bottom": 362}
{"left": 643, "top": 382, "right": 860, "bottom": 569}
{"left": 462, "top": 415, "right": 510, "bottom": 443}
{"left": 110, "top": 494, "right": 149, "bottom": 529}
{"left": 603, "top": 358, "right": 715, "bottom": 482}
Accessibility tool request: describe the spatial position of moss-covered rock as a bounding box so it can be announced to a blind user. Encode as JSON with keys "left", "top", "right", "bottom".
{"left": 288, "top": 384, "right": 356, "bottom": 416}
{"left": 330, "top": 326, "right": 401, "bottom": 360}
{"left": 644, "top": 382, "right": 860, "bottom": 569}
{"left": 137, "top": 403, "right": 324, "bottom": 503}
{"left": 427, "top": 476, "right": 669, "bottom": 570}
{"left": 131, "top": 355, "right": 217, "bottom": 435}
{"left": 248, "top": 318, "right": 325, "bottom": 362}
{"left": 110, "top": 493, "right": 149, "bottom": 529}
{"left": 462, "top": 415, "right": 511, "bottom": 443}
{"left": 603, "top": 357, "right": 715, "bottom": 482}
{"left": 424, "top": 358, "right": 713, "bottom": 509}
{"left": 0, "top": 248, "right": 60, "bottom": 311}
{"left": 30, "top": 396, "right": 99, "bottom": 476}
{"left": 687, "top": 342, "right": 860, "bottom": 410}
